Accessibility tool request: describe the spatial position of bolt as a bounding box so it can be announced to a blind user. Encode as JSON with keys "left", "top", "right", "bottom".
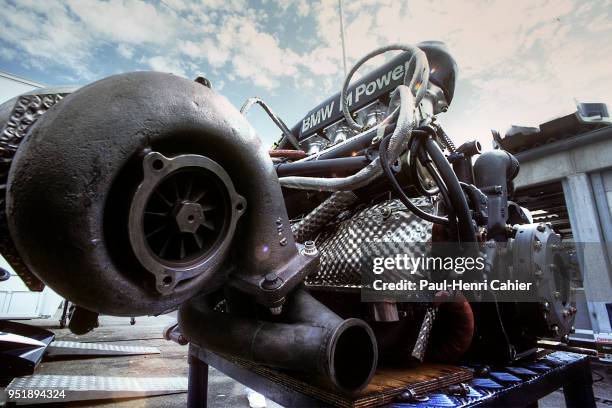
{"left": 194, "top": 76, "right": 211, "bottom": 88}
{"left": 534, "top": 265, "right": 543, "bottom": 278}
{"left": 570, "top": 326, "right": 575, "bottom": 333}
{"left": 542, "top": 302, "right": 550, "bottom": 311}
{"left": 262, "top": 272, "right": 282, "bottom": 290}
{"left": 381, "top": 207, "right": 392, "bottom": 219}
{"left": 398, "top": 390, "right": 414, "bottom": 402}
{"left": 554, "top": 291, "right": 561, "bottom": 299}
{"left": 175, "top": 202, "right": 205, "bottom": 234}
{"left": 302, "top": 240, "right": 318, "bottom": 257}
{"left": 474, "top": 365, "right": 490, "bottom": 377}
{"left": 563, "top": 309, "right": 570, "bottom": 317}
{"left": 397, "top": 389, "right": 429, "bottom": 403}
{"left": 537, "top": 224, "right": 546, "bottom": 232}
{"left": 448, "top": 383, "right": 469, "bottom": 397}
{"left": 534, "top": 240, "right": 542, "bottom": 251}
{"left": 269, "top": 305, "right": 283, "bottom": 315}
{"left": 551, "top": 325, "right": 560, "bottom": 335}
{"left": 562, "top": 334, "right": 569, "bottom": 343}
{"left": 265, "top": 272, "right": 278, "bottom": 282}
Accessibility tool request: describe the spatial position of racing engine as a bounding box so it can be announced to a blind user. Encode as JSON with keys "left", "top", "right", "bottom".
{"left": 0, "top": 41, "right": 575, "bottom": 393}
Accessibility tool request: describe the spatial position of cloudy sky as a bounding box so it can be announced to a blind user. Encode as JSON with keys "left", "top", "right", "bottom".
{"left": 1, "top": 0, "right": 611, "bottom": 148}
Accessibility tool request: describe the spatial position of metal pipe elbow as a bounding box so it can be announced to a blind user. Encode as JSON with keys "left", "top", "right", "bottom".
{"left": 178, "top": 289, "right": 378, "bottom": 394}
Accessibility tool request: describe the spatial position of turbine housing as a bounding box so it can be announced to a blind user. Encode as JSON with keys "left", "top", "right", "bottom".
{"left": 5, "top": 72, "right": 314, "bottom": 316}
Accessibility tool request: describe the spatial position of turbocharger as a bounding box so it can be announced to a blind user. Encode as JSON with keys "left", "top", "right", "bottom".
{"left": 4, "top": 72, "right": 377, "bottom": 393}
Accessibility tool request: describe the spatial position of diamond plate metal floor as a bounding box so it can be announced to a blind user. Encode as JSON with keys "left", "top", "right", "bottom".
{"left": 5, "top": 375, "right": 187, "bottom": 405}
{"left": 47, "top": 341, "right": 159, "bottom": 357}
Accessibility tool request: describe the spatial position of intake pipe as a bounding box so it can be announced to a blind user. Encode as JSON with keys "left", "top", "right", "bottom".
{"left": 179, "top": 288, "right": 378, "bottom": 394}
{"left": 473, "top": 150, "right": 520, "bottom": 241}
{"left": 451, "top": 140, "right": 481, "bottom": 184}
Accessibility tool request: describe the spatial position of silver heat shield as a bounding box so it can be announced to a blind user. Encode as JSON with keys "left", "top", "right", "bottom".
{"left": 305, "top": 198, "right": 434, "bottom": 289}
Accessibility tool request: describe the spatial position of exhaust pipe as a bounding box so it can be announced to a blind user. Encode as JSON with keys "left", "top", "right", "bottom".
{"left": 179, "top": 289, "right": 378, "bottom": 394}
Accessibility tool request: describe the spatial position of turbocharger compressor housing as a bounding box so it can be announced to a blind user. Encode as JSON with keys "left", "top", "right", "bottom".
{"left": 6, "top": 72, "right": 287, "bottom": 316}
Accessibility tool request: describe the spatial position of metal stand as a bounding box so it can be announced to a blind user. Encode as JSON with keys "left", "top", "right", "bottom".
{"left": 186, "top": 345, "right": 596, "bottom": 408}
{"left": 59, "top": 300, "right": 70, "bottom": 328}
{"left": 188, "top": 354, "right": 208, "bottom": 408}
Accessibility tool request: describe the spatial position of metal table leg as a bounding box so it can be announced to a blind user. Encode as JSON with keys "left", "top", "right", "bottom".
{"left": 562, "top": 359, "right": 596, "bottom": 408}
{"left": 59, "top": 300, "right": 70, "bottom": 328}
{"left": 188, "top": 346, "right": 209, "bottom": 408}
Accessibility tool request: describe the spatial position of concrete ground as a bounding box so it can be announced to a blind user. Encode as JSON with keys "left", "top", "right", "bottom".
{"left": 5, "top": 309, "right": 612, "bottom": 407}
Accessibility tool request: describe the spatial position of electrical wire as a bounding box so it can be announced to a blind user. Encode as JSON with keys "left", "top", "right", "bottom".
{"left": 490, "top": 289, "right": 514, "bottom": 360}
{"left": 423, "top": 133, "right": 477, "bottom": 244}
{"left": 423, "top": 158, "right": 458, "bottom": 234}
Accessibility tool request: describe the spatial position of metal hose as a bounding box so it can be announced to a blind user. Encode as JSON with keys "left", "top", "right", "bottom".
{"left": 292, "top": 191, "right": 359, "bottom": 242}
{"left": 240, "top": 97, "right": 301, "bottom": 150}
{"left": 435, "top": 124, "right": 456, "bottom": 152}
{"left": 341, "top": 44, "right": 430, "bottom": 132}
{"left": 278, "top": 85, "right": 416, "bottom": 191}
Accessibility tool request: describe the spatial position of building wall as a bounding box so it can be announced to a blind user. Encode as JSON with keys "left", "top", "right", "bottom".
{"left": 601, "top": 169, "right": 612, "bottom": 220}
{"left": 0, "top": 71, "right": 44, "bottom": 104}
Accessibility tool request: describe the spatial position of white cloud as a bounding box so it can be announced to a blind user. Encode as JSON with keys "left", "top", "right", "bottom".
{"left": 0, "top": 0, "right": 610, "bottom": 145}
{"left": 0, "top": 1, "right": 93, "bottom": 77}
{"left": 117, "top": 44, "right": 134, "bottom": 59}
{"left": 146, "top": 55, "right": 187, "bottom": 77}
{"left": 320, "top": 0, "right": 612, "bottom": 146}
{"left": 0, "top": 47, "right": 17, "bottom": 61}
{"left": 215, "top": 79, "right": 226, "bottom": 90}
{"left": 65, "top": 0, "right": 178, "bottom": 45}
{"left": 297, "top": 0, "right": 310, "bottom": 17}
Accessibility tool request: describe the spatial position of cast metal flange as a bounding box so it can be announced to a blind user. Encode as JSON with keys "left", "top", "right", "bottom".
{"left": 129, "top": 151, "right": 246, "bottom": 294}
{"left": 511, "top": 223, "right": 575, "bottom": 339}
